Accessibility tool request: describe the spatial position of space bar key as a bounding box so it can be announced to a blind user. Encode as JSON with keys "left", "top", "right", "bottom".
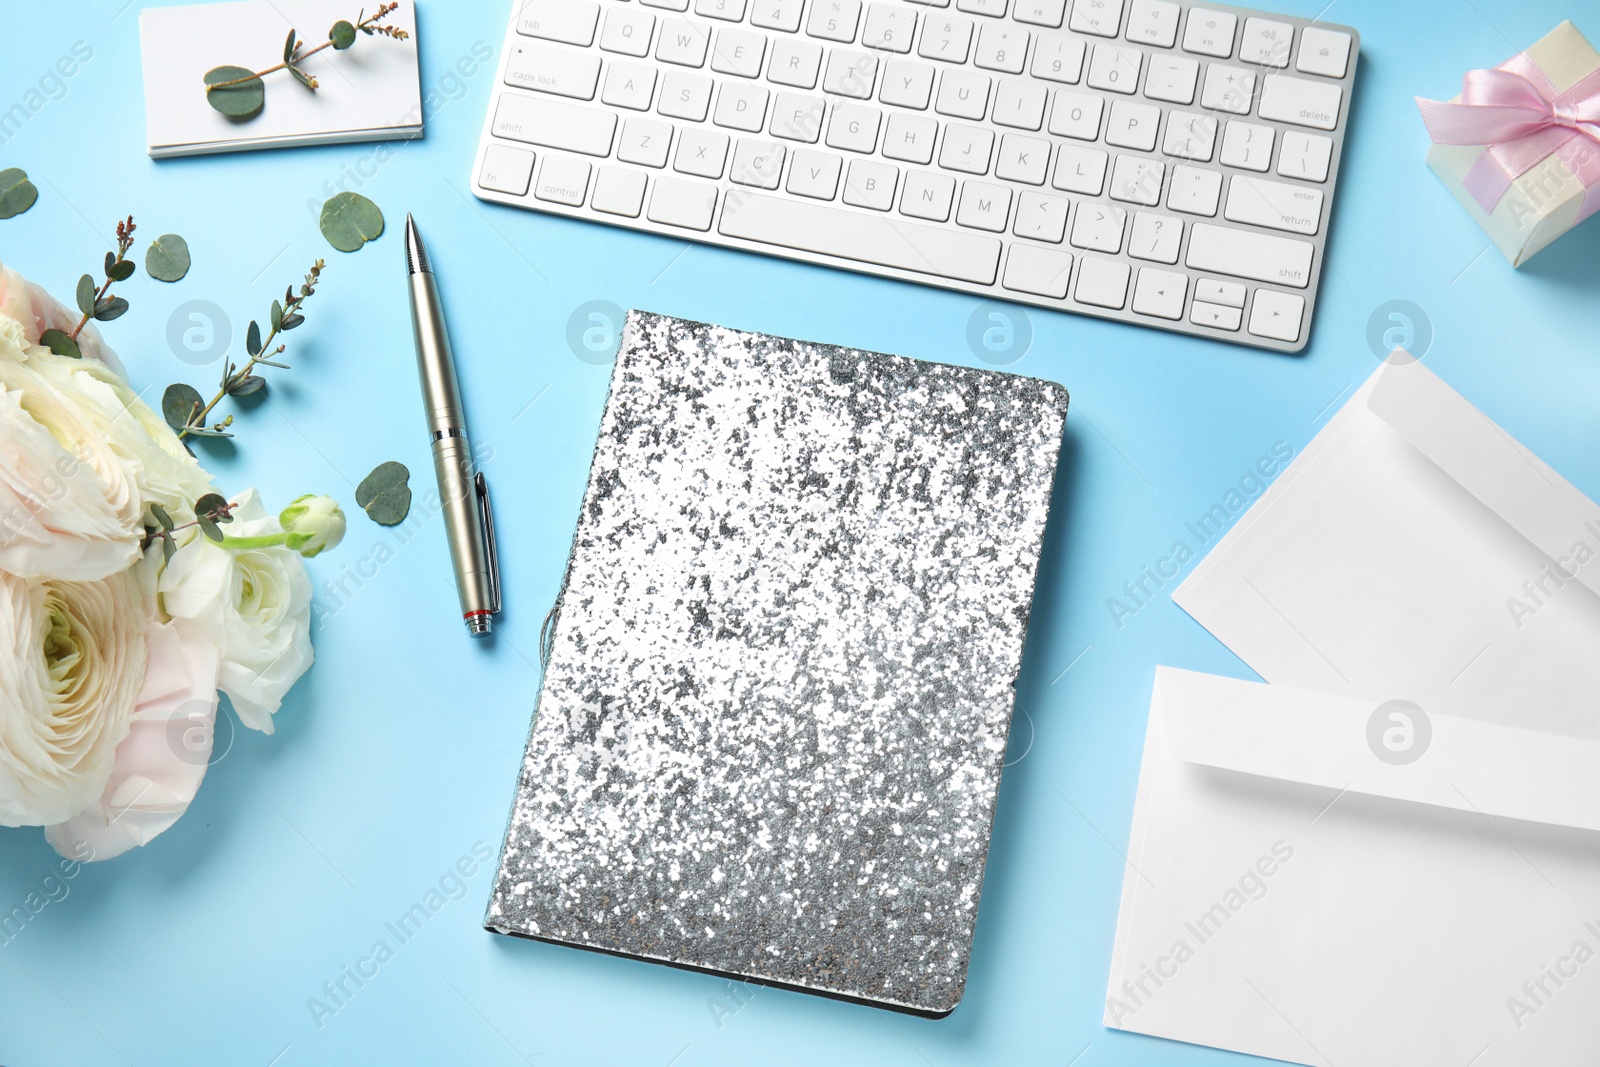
{"left": 719, "top": 195, "right": 1001, "bottom": 286}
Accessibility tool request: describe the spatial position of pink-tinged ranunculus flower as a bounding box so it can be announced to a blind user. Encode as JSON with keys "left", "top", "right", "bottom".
{"left": 45, "top": 616, "right": 222, "bottom": 861}
{"left": 0, "top": 259, "right": 125, "bottom": 378}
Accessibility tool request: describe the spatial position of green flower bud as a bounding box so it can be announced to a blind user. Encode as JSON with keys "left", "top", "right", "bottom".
{"left": 277, "top": 494, "right": 345, "bottom": 558}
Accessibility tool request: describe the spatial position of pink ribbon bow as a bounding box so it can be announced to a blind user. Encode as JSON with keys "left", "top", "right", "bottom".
{"left": 1415, "top": 52, "right": 1600, "bottom": 223}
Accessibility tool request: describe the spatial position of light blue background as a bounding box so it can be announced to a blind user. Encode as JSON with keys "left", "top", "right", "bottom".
{"left": 2, "top": 0, "right": 1597, "bottom": 1063}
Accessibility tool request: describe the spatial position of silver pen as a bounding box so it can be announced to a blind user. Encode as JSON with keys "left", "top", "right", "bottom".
{"left": 405, "top": 213, "right": 501, "bottom": 636}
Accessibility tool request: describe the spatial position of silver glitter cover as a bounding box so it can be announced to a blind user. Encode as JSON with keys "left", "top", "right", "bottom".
{"left": 487, "top": 312, "right": 1068, "bottom": 1015}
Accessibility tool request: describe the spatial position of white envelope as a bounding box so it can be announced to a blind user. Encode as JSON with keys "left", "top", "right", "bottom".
{"left": 1107, "top": 667, "right": 1600, "bottom": 1067}
{"left": 1174, "top": 354, "right": 1600, "bottom": 740}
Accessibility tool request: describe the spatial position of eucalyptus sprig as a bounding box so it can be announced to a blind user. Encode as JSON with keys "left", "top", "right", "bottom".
{"left": 204, "top": 3, "right": 410, "bottom": 120}
{"left": 40, "top": 216, "right": 137, "bottom": 360}
{"left": 142, "top": 495, "right": 236, "bottom": 564}
{"left": 163, "top": 260, "right": 324, "bottom": 442}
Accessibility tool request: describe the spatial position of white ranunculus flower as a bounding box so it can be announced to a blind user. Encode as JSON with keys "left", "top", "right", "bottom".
{"left": 0, "top": 564, "right": 150, "bottom": 826}
{"left": 159, "top": 489, "right": 313, "bottom": 733}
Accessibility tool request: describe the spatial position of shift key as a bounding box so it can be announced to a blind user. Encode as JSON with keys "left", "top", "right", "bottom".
{"left": 1185, "top": 223, "right": 1313, "bottom": 288}
{"left": 493, "top": 93, "right": 618, "bottom": 157}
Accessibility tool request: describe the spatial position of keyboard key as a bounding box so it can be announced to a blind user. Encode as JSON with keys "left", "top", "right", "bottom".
{"left": 659, "top": 70, "right": 714, "bottom": 119}
{"left": 1014, "top": 190, "right": 1069, "bottom": 241}
{"left": 480, "top": 144, "right": 536, "bottom": 195}
{"left": 718, "top": 192, "right": 1002, "bottom": 283}
{"left": 1074, "top": 255, "right": 1130, "bottom": 307}
{"left": 1248, "top": 289, "right": 1305, "bottom": 342}
{"left": 494, "top": 93, "right": 618, "bottom": 156}
{"left": 1068, "top": 0, "right": 1124, "bottom": 38}
{"left": 1052, "top": 144, "right": 1107, "bottom": 194}
{"left": 1296, "top": 26, "right": 1351, "bottom": 79}
{"left": 1109, "top": 155, "right": 1162, "bottom": 205}
{"left": 771, "top": 91, "right": 826, "bottom": 140}
{"left": 956, "top": 0, "right": 1007, "bottom": 17}
{"left": 996, "top": 133, "right": 1050, "bottom": 184}
{"left": 956, "top": 181, "right": 1012, "bottom": 231}
{"left": 1224, "top": 174, "right": 1323, "bottom": 234}
{"left": 675, "top": 127, "right": 731, "bottom": 177}
{"left": 918, "top": 15, "right": 975, "bottom": 61}
{"left": 992, "top": 79, "right": 1047, "bottom": 129}
{"left": 823, "top": 49, "right": 879, "bottom": 97}
{"left": 695, "top": 0, "right": 747, "bottom": 20}
{"left": 1240, "top": 18, "right": 1293, "bottom": 68}
{"left": 1277, "top": 129, "right": 1333, "bottom": 182}
{"left": 711, "top": 27, "right": 768, "bottom": 77}
{"left": 751, "top": 0, "right": 805, "bottom": 32}
{"left": 1132, "top": 267, "right": 1187, "bottom": 318}
{"left": 601, "top": 7, "right": 656, "bottom": 56}
{"left": 901, "top": 169, "right": 957, "bottom": 219}
{"left": 1128, "top": 211, "right": 1181, "bottom": 262}
{"left": 1167, "top": 163, "right": 1221, "bottom": 215}
{"left": 648, "top": 176, "right": 719, "bottom": 229}
{"left": 657, "top": 19, "right": 712, "bottom": 65}
{"left": 729, "top": 137, "right": 787, "bottom": 187}
{"left": 1004, "top": 245, "right": 1073, "bottom": 297}
{"left": 1196, "top": 278, "right": 1245, "bottom": 306}
{"left": 935, "top": 69, "right": 991, "bottom": 119}
{"left": 518, "top": 0, "right": 600, "bottom": 45}
{"left": 1162, "top": 111, "right": 1217, "bottom": 160}
{"left": 806, "top": 0, "right": 862, "bottom": 42}
{"left": 1124, "top": 0, "right": 1179, "bottom": 46}
{"left": 906, "top": 0, "right": 951, "bottom": 8}
{"left": 880, "top": 58, "right": 936, "bottom": 107}
{"left": 1190, "top": 300, "right": 1241, "bottom": 329}
{"left": 617, "top": 116, "right": 673, "bottom": 166}
{"left": 769, "top": 38, "right": 823, "bottom": 88}
{"left": 974, "top": 23, "right": 1029, "bottom": 73}
{"left": 842, "top": 158, "right": 899, "bottom": 209}
{"left": 883, "top": 112, "right": 938, "bottom": 162}
{"left": 1048, "top": 90, "right": 1103, "bottom": 139}
{"left": 1181, "top": 8, "right": 1236, "bottom": 57}
{"left": 1258, "top": 73, "right": 1341, "bottom": 130}
{"left": 1185, "top": 222, "right": 1312, "bottom": 287}
{"left": 714, "top": 81, "right": 770, "bottom": 130}
{"left": 1200, "top": 64, "right": 1255, "bottom": 113}
{"left": 1030, "top": 33, "right": 1085, "bottom": 83}
{"left": 1219, "top": 120, "right": 1273, "bottom": 171}
{"left": 938, "top": 123, "right": 994, "bottom": 174}
{"left": 642, "top": 0, "right": 690, "bottom": 12}
{"left": 534, "top": 155, "right": 592, "bottom": 205}
{"left": 862, "top": 3, "right": 917, "bottom": 51}
{"left": 787, "top": 148, "right": 843, "bottom": 197}
{"left": 603, "top": 62, "right": 660, "bottom": 111}
{"left": 1013, "top": 0, "right": 1065, "bottom": 28}
{"left": 1105, "top": 99, "right": 1159, "bottom": 150}
{"left": 1086, "top": 43, "right": 1141, "bottom": 94}
{"left": 1144, "top": 53, "right": 1198, "bottom": 104}
{"left": 1069, "top": 202, "right": 1126, "bottom": 252}
{"left": 591, "top": 166, "right": 648, "bottom": 216}
{"left": 506, "top": 41, "right": 602, "bottom": 99}
{"left": 825, "top": 102, "right": 883, "bottom": 151}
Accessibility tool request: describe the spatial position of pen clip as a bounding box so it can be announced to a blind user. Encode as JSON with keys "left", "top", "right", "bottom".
{"left": 475, "top": 471, "right": 502, "bottom": 616}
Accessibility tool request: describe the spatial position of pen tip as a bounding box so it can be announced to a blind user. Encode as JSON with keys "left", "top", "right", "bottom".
{"left": 404, "top": 213, "right": 429, "bottom": 275}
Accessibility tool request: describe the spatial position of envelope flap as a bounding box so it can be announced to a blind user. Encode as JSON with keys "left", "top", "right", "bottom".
{"left": 1366, "top": 358, "right": 1600, "bottom": 599}
{"left": 1160, "top": 667, "right": 1600, "bottom": 834}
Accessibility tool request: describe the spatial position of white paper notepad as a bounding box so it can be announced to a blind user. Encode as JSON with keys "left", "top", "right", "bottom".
{"left": 140, "top": 0, "right": 422, "bottom": 158}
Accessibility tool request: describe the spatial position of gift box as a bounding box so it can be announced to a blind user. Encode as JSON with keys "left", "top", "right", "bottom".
{"left": 1417, "top": 21, "right": 1600, "bottom": 266}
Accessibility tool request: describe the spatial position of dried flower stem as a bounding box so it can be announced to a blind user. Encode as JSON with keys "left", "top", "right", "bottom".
{"left": 70, "top": 216, "right": 136, "bottom": 341}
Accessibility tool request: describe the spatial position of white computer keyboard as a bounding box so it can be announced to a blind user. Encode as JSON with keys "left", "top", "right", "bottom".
{"left": 472, "top": 0, "right": 1358, "bottom": 352}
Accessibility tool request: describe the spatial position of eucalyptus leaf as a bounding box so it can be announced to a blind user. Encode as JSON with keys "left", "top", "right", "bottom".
{"left": 38, "top": 328, "right": 80, "bottom": 359}
{"left": 162, "top": 383, "right": 204, "bottom": 431}
{"left": 252, "top": 358, "right": 290, "bottom": 370}
{"left": 319, "top": 191, "right": 384, "bottom": 253}
{"left": 247, "top": 320, "right": 262, "bottom": 356}
{"left": 145, "top": 233, "right": 190, "bottom": 282}
{"left": 279, "top": 313, "right": 304, "bottom": 330}
{"left": 76, "top": 275, "right": 96, "bottom": 316}
{"left": 204, "top": 65, "right": 265, "bottom": 121}
{"left": 93, "top": 296, "right": 129, "bottom": 321}
{"left": 194, "top": 492, "right": 231, "bottom": 522}
{"left": 289, "top": 65, "right": 316, "bottom": 91}
{"left": 227, "top": 374, "right": 266, "bottom": 397}
{"left": 330, "top": 20, "right": 357, "bottom": 49}
{"left": 271, "top": 299, "right": 284, "bottom": 331}
{"left": 283, "top": 27, "right": 298, "bottom": 62}
{"left": 198, "top": 516, "right": 223, "bottom": 542}
{"left": 150, "top": 503, "right": 174, "bottom": 532}
{"left": 161, "top": 536, "right": 176, "bottom": 565}
{"left": 0, "top": 168, "right": 37, "bottom": 220}
{"left": 109, "top": 260, "right": 135, "bottom": 282}
{"left": 104, "top": 252, "right": 116, "bottom": 276}
{"left": 182, "top": 425, "right": 234, "bottom": 439}
{"left": 355, "top": 461, "right": 412, "bottom": 526}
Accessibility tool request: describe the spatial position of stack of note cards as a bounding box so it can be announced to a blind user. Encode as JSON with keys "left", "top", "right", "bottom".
{"left": 139, "top": 0, "right": 422, "bottom": 158}
{"left": 487, "top": 312, "right": 1070, "bottom": 1016}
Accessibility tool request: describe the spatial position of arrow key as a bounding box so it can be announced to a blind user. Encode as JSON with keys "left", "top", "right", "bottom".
{"left": 1190, "top": 299, "right": 1242, "bottom": 330}
{"left": 1248, "top": 288, "right": 1305, "bottom": 342}
{"left": 1132, "top": 267, "right": 1187, "bottom": 320}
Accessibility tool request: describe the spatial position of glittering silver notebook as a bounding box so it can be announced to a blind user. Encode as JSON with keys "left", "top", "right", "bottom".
{"left": 486, "top": 312, "right": 1068, "bottom": 1016}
